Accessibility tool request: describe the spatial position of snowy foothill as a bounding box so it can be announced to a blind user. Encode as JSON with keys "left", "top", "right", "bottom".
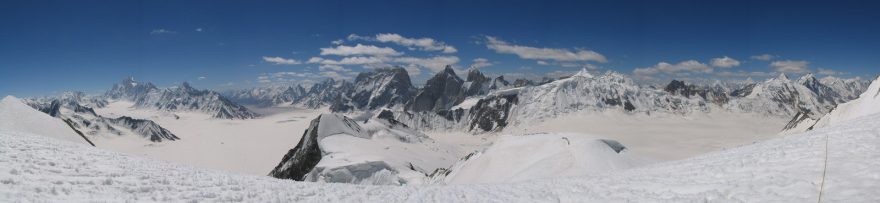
{"left": 0, "top": 96, "right": 92, "bottom": 146}
{"left": 436, "top": 133, "right": 648, "bottom": 184}
{"left": 2, "top": 106, "right": 879, "bottom": 201}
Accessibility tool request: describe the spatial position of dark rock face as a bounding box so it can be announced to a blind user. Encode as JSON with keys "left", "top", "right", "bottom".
{"left": 599, "top": 139, "right": 627, "bottom": 153}
{"left": 463, "top": 69, "right": 491, "bottom": 96}
{"left": 664, "top": 80, "right": 730, "bottom": 106}
{"left": 376, "top": 110, "right": 408, "bottom": 127}
{"left": 782, "top": 111, "right": 814, "bottom": 131}
{"left": 331, "top": 67, "right": 415, "bottom": 112}
{"left": 108, "top": 116, "right": 180, "bottom": 142}
{"left": 268, "top": 115, "right": 325, "bottom": 181}
{"left": 24, "top": 98, "right": 180, "bottom": 142}
{"left": 799, "top": 74, "right": 842, "bottom": 104}
{"left": 512, "top": 78, "right": 535, "bottom": 87}
{"left": 105, "top": 77, "right": 158, "bottom": 101}
{"left": 28, "top": 99, "right": 62, "bottom": 117}
{"left": 299, "top": 79, "right": 354, "bottom": 109}
{"left": 406, "top": 65, "right": 466, "bottom": 112}
{"left": 468, "top": 94, "right": 518, "bottom": 132}
{"left": 731, "top": 83, "right": 756, "bottom": 97}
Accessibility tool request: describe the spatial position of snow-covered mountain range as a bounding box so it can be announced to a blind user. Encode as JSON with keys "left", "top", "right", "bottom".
{"left": 24, "top": 94, "right": 179, "bottom": 143}
{"left": 782, "top": 75, "right": 880, "bottom": 134}
{"left": 107, "top": 77, "right": 258, "bottom": 119}
{"left": 218, "top": 66, "right": 869, "bottom": 134}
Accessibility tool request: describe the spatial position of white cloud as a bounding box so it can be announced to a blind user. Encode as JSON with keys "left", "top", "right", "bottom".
{"left": 817, "top": 68, "right": 843, "bottom": 75}
{"left": 197, "top": 76, "right": 206, "bottom": 80}
{"left": 150, "top": 29, "right": 176, "bottom": 35}
{"left": 346, "top": 33, "right": 457, "bottom": 53}
{"left": 393, "top": 56, "right": 460, "bottom": 73}
{"left": 633, "top": 60, "right": 712, "bottom": 76}
{"left": 320, "top": 71, "right": 352, "bottom": 81}
{"left": 319, "top": 64, "right": 353, "bottom": 73}
{"left": 715, "top": 70, "right": 774, "bottom": 78}
{"left": 331, "top": 39, "right": 344, "bottom": 45}
{"left": 262, "top": 56, "right": 302, "bottom": 65}
{"left": 375, "top": 33, "right": 457, "bottom": 53}
{"left": 195, "top": 28, "right": 203, "bottom": 32}
{"left": 485, "top": 36, "right": 607, "bottom": 63}
{"left": 319, "top": 44, "right": 402, "bottom": 56}
{"left": 710, "top": 56, "right": 740, "bottom": 68}
{"left": 403, "top": 64, "right": 422, "bottom": 76}
{"left": 751, "top": 54, "right": 775, "bottom": 61}
{"left": 770, "top": 60, "right": 809, "bottom": 73}
{"left": 307, "top": 56, "right": 386, "bottom": 65}
{"left": 469, "top": 58, "right": 493, "bottom": 69}
{"left": 347, "top": 34, "right": 372, "bottom": 41}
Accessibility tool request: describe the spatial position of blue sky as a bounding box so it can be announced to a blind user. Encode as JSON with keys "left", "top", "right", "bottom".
{"left": 2, "top": 0, "right": 879, "bottom": 97}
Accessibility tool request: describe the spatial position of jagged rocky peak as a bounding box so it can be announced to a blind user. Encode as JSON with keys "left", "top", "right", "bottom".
{"left": 463, "top": 68, "right": 492, "bottom": 96}
{"left": 406, "top": 65, "right": 466, "bottom": 112}
{"left": 776, "top": 72, "right": 790, "bottom": 81}
{"left": 512, "top": 78, "right": 535, "bottom": 87}
{"left": 465, "top": 68, "right": 488, "bottom": 82}
{"left": 108, "top": 79, "right": 260, "bottom": 119}
{"left": 106, "top": 77, "right": 158, "bottom": 100}
{"left": 335, "top": 67, "right": 415, "bottom": 111}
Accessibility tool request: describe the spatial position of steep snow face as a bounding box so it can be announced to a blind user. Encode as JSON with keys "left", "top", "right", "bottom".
{"left": 437, "top": 133, "right": 646, "bottom": 184}
{"left": 727, "top": 73, "right": 842, "bottom": 118}
{"left": 0, "top": 96, "right": 91, "bottom": 145}
{"left": 331, "top": 67, "right": 416, "bottom": 112}
{"left": 783, "top": 76, "right": 880, "bottom": 134}
{"left": 508, "top": 70, "right": 708, "bottom": 125}
{"left": 406, "top": 66, "right": 466, "bottom": 112}
{"left": 821, "top": 76, "right": 871, "bottom": 100}
{"left": 270, "top": 114, "right": 457, "bottom": 185}
{"left": 2, "top": 108, "right": 879, "bottom": 201}
{"left": 296, "top": 79, "right": 354, "bottom": 109}
{"left": 224, "top": 85, "right": 307, "bottom": 107}
{"left": 59, "top": 91, "right": 108, "bottom": 108}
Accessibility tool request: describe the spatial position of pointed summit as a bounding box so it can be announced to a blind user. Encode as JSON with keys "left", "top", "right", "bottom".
{"left": 776, "top": 72, "right": 790, "bottom": 81}
{"left": 574, "top": 68, "right": 594, "bottom": 78}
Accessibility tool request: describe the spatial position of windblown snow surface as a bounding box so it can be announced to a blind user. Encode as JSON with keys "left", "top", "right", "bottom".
{"left": 2, "top": 112, "right": 878, "bottom": 201}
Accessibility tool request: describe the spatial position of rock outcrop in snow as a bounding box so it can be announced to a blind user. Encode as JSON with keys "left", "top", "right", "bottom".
{"left": 269, "top": 113, "right": 455, "bottom": 185}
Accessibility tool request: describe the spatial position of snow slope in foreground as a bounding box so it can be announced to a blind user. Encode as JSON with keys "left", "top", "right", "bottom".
{"left": 1, "top": 112, "right": 878, "bottom": 201}
{"left": 0, "top": 96, "right": 90, "bottom": 146}
{"left": 438, "top": 133, "right": 646, "bottom": 184}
